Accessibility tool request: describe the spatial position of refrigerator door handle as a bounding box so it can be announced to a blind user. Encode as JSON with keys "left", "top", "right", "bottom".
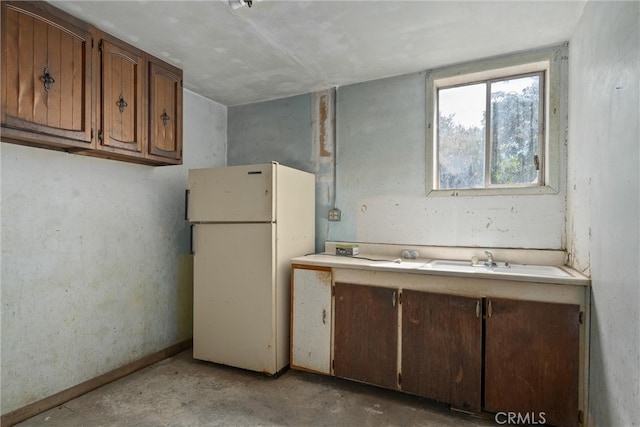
{"left": 185, "top": 189, "right": 190, "bottom": 221}
{"left": 190, "top": 224, "right": 195, "bottom": 255}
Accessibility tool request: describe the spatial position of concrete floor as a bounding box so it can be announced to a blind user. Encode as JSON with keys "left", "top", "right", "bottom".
{"left": 17, "top": 349, "right": 497, "bottom": 427}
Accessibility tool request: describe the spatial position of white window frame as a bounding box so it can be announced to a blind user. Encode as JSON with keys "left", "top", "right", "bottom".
{"left": 426, "top": 45, "right": 567, "bottom": 197}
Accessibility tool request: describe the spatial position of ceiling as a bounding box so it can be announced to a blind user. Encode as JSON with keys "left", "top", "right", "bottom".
{"left": 50, "top": 0, "right": 586, "bottom": 107}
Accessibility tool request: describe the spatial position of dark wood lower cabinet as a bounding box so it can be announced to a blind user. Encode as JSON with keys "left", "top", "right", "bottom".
{"left": 401, "top": 290, "right": 482, "bottom": 412}
{"left": 334, "top": 283, "right": 398, "bottom": 389}
{"left": 330, "top": 283, "right": 581, "bottom": 426}
{"left": 484, "top": 298, "right": 581, "bottom": 427}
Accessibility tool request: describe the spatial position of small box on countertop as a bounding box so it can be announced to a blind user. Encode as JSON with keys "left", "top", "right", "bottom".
{"left": 336, "top": 244, "right": 359, "bottom": 256}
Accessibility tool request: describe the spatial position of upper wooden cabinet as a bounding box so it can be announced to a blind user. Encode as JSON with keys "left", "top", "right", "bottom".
{"left": 1, "top": 1, "right": 93, "bottom": 149}
{"left": 98, "top": 38, "right": 145, "bottom": 156}
{"left": 147, "top": 58, "right": 183, "bottom": 163}
{"left": 1, "top": 1, "right": 183, "bottom": 166}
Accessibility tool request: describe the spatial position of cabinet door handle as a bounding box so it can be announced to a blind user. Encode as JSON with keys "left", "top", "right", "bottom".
{"left": 487, "top": 300, "right": 492, "bottom": 318}
{"left": 117, "top": 93, "right": 128, "bottom": 113}
{"left": 392, "top": 291, "right": 396, "bottom": 307}
{"left": 322, "top": 309, "right": 327, "bottom": 325}
{"left": 42, "top": 67, "right": 55, "bottom": 91}
{"left": 184, "top": 189, "right": 190, "bottom": 221}
{"left": 161, "top": 108, "right": 171, "bottom": 126}
{"left": 189, "top": 224, "right": 194, "bottom": 255}
{"left": 476, "top": 300, "right": 480, "bottom": 318}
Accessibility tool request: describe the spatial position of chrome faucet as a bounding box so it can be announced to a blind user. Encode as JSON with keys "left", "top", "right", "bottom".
{"left": 484, "top": 250, "right": 497, "bottom": 267}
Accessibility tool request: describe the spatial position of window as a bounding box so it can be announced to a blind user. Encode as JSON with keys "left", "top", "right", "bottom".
{"left": 426, "top": 45, "right": 566, "bottom": 196}
{"left": 438, "top": 72, "right": 543, "bottom": 189}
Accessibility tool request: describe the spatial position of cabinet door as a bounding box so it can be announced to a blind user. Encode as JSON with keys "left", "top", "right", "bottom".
{"left": 334, "top": 283, "right": 398, "bottom": 389}
{"left": 148, "top": 59, "right": 182, "bottom": 163}
{"left": 99, "top": 39, "right": 144, "bottom": 154}
{"left": 291, "top": 267, "right": 332, "bottom": 374}
{"left": 1, "top": 1, "right": 92, "bottom": 147}
{"left": 485, "top": 298, "right": 580, "bottom": 427}
{"left": 401, "top": 291, "right": 482, "bottom": 412}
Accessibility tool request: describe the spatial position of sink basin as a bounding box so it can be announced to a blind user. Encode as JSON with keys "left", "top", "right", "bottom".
{"left": 369, "top": 260, "right": 427, "bottom": 269}
{"left": 421, "top": 259, "right": 573, "bottom": 278}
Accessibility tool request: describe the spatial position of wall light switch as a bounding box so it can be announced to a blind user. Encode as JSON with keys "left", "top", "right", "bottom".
{"left": 328, "top": 208, "right": 341, "bottom": 221}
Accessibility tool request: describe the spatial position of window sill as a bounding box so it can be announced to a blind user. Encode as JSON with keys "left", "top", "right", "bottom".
{"left": 427, "top": 185, "right": 559, "bottom": 197}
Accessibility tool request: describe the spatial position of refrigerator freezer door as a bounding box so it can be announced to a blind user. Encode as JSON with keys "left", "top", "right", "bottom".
{"left": 193, "top": 223, "right": 277, "bottom": 373}
{"left": 188, "top": 164, "right": 274, "bottom": 222}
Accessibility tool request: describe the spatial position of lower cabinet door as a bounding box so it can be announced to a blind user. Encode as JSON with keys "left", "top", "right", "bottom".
{"left": 291, "top": 266, "right": 332, "bottom": 374}
{"left": 401, "top": 290, "right": 482, "bottom": 411}
{"left": 484, "top": 297, "right": 580, "bottom": 427}
{"left": 334, "top": 283, "right": 398, "bottom": 389}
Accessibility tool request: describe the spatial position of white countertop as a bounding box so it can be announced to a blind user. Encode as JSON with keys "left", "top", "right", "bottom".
{"left": 291, "top": 253, "right": 591, "bottom": 286}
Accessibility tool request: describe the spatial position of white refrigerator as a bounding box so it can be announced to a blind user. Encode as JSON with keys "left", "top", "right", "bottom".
{"left": 187, "top": 162, "right": 315, "bottom": 375}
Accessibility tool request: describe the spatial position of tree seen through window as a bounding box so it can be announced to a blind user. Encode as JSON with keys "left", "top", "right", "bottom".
{"left": 437, "top": 74, "right": 542, "bottom": 189}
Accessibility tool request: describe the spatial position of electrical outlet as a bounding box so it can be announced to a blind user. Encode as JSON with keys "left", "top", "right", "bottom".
{"left": 328, "top": 208, "right": 341, "bottom": 221}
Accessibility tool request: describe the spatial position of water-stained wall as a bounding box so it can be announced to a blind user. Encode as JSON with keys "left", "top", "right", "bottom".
{"left": 567, "top": 2, "right": 640, "bottom": 425}
{"left": 0, "top": 90, "right": 227, "bottom": 414}
{"left": 331, "top": 71, "right": 567, "bottom": 249}
{"left": 228, "top": 90, "right": 337, "bottom": 254}
{"left": 229, "top": 68, "right": 567, "bottom": 250}
{"left": 228, "top": 93, "right": 319, "bottom": 253}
